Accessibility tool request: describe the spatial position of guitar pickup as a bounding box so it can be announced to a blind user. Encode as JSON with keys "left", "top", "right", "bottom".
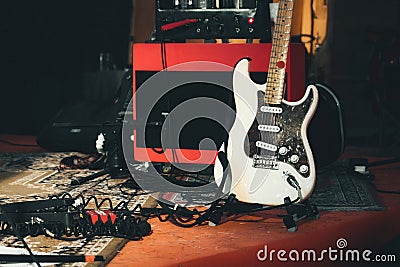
{"left": 260, "top": 106, "right": 283, "bottom": 114}
{"left": 258, "top": 125, "right": 280, "bottom": 132}
{"left": 256, "top": 141, "right": 277, "bottom": 152}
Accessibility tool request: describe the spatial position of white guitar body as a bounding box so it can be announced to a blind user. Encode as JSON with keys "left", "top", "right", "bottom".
{"left": 214, "top": 58, "right": 319, "bottom": 206}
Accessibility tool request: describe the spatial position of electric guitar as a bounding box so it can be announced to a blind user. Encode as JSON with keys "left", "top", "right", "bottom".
{"left": 214, "top": 0, "right": 319, "bottom": 206}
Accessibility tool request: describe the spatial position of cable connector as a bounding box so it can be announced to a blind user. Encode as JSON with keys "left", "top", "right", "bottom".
{"left": 349, "top": 158, "right": 369, "bottom": 174}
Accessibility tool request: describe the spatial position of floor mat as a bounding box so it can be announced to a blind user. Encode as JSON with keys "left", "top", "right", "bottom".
{"left": 309, "top": 160, "right": 383, "bottom": 211}
{"left": 0, "top": 152, "right": 155, "bottom": 267}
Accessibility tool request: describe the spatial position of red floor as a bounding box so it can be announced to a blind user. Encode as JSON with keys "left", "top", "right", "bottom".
{"left": 1, "top": 134, "right": 399, "bottom": 266}
{"left": 108, "top": 157, "right": 400, "bottom": 267}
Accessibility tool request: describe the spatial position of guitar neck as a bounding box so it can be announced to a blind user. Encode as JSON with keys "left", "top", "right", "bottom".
{"left": 265, "top": 0, "right": 294, "bottom": 105}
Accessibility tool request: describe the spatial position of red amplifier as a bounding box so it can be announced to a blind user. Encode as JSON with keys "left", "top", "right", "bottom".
{"left": 132, "top": 43, "right": 305, "bottom": 164}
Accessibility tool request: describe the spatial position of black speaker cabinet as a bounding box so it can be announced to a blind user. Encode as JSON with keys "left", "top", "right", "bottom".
{"left": 36, "top": 70, "right": 129, "bottom": 153}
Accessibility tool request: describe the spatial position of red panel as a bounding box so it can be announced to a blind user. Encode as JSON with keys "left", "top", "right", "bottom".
{"left": 132, "top": 43, "right": 305, "bottom": 164}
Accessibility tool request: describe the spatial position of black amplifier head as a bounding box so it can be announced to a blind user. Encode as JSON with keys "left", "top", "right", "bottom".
{"left": 155, "top": 0, "right": 272, "bottom": 42}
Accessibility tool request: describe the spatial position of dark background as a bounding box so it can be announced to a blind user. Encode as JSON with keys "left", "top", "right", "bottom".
{"left": 0, "top": 0, "right": 132, "bottom": 134}
{"left": 314, "top": 0, "right": 400, "bottom": 149}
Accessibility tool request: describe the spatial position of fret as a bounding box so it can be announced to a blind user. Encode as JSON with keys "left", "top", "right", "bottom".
{"left": 265, "top": 89, "right": 284, "bottom": 94}
{"left": 271, "top": 48, "right": 288, "bottom": 53}
{"left": 273, "top": 32, "right": 290, "bottom": 37}
{"left": 270, "top": 44, "right": 289, "bottom": 49}
{"left": 272, "top": 37, "right": 291, "bottom": 42}
{"left": 274, "top": 35, "right": 290, "bottom": 40}
{"left": 265, "top": 93, "right": 284, "bottom": 99}
{"left": 267, "top": 67, "right": 285, "bottom": 73}
{"left": 265, "top": 88, "right": 283, "bottom": 93}
{"left": 273, "top": 30, "right": 291, "bottom": 34}
{"left": 268, "top": 71, "right": 285, "bottom": 77}
{"left": 265, "top": 92, "right": 284, "bottom": 97}
{"left": 266, "top": 79, "right": 285, "bottom": 88}
{"left": 265, "top": 93, "right": 283, "bottom": 98}
{"left": 274, "top": 23, "right": 292, "bottom": 27}
{"left": 266, "top": 79, "right": 284, "bottom": 85}
{"left": 271, "top": 49, "right": 288, "bottom": 54}
{"left": 267, "top": 78, "right": 283, "bottom": 84}
{"left": 276, "top": 15, "right": 293, "bottom": 19}
{"left": 265, "top": 93, "right": 284, "bottom": 97}
{"left": 266, "top": 80, "right": 284, "bottom": 86}
{"left": 270, "top": 55, "right": 288, "bottom": 60}
{"left": 272, "top": 34, "right": 291, "bottom": 39}
{"left": 267, "top": 71, "right": 285, "bottom": 77}
{"left": 272, "top": 37, "right": 290, "bottom": 41}
{"left": 269, "top": 55, "right": 281, "bottom": 60}
{"left": 275, "top": 6, "right": 293, "bottom": 10}
{"left": 276, "top": 19, "right": 293, "bottom": 24}
{"left": 266, "top": 87, "right": 284, "bottom": 93}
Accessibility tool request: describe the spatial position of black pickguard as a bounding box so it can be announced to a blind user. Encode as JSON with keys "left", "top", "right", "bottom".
{"left": 245, "top": 90, "right": 316, "bottom": 177}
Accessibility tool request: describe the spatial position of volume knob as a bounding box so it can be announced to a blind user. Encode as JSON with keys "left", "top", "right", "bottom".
{"left": 278, "top": 146, "right": 288, "bottom": 155}
{"left": 290, "top": 154, "right": 299, "bottom": 163}
{"left": 299, "top": 165, "right": 309, "bottom": 174}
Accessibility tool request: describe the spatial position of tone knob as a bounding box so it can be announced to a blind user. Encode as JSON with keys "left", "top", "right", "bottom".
{"left": 290, "top": 154, "right": 299, "bottom": 163}
{"left": 299, "top": 165, "right": 309, "bottom": 174}
{"left": 278, "top": 146, "right": 288, "bottom": 155}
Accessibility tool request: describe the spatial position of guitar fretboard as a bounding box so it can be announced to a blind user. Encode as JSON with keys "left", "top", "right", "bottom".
{"left": 265, "top": 0, "right": 294, "bottom": 104}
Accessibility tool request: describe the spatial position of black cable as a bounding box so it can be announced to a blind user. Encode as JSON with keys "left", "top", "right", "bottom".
{"left": 349, "top": 157, "right": 400, "bottom": 195}
{"left": 367, "top": 181, "right": 400, "bottom": 195}
{"left": 157, "top": 200, "right": 219, "bottom": 228}
{"left": 368, "top": 157, "right": 400, "bottom": 168}
{"left": 126, "top": 154, "right": 300, "bottom": 226}
{"left": 151, "top": 41, "right": 169, "bottom": 155}
{"left": 155, "top": 167, "right": 212, "bottom": 186}
{"left": 351, "top": 170, "right": 400, "bottom": 195}
{"left": 161, "top": 38, "right": 168, "bottom": 70}
{"left": 43, "top": 228, "right": 82, "bottom": 241}
{"left": 70, "top": 169, "right": 109, "bottom": 186}
{"left": 310, "top": 0, "right": 315, "bottom": 54}
{"left": 236, "top": 197, "right": 301, "bottom": 214}
{"left": 152, "top": 147, "right": 165, "bottom": 154}
{"left": 146, "top": 193, "right": 302, "bottom": 228}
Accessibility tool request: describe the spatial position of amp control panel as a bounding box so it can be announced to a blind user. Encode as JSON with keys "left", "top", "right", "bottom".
{"left": 155, "top": 0, "right": 272, "bottom": 42}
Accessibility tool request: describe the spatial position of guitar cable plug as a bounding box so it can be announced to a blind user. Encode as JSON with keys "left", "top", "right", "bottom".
{"left": 285, "top": 173, "right": 302, "bottom": 201}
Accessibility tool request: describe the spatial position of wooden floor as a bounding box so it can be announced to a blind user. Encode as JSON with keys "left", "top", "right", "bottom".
{"left": 1, "top": 134, "right": 399, "bottom": 266}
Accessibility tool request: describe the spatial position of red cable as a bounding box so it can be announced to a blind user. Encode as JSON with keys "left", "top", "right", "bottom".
{"left": 161, "top": 19, "right": 199, "bottom": 31}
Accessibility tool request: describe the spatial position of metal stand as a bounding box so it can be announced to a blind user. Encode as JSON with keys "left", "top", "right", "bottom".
{"left": 282, "top": 197, "right": 320, "bottom": 232}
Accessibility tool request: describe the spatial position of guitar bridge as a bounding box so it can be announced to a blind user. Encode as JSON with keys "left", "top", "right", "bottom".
{"left": 252, "top": 155, "right": 279, "bottom": 170}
